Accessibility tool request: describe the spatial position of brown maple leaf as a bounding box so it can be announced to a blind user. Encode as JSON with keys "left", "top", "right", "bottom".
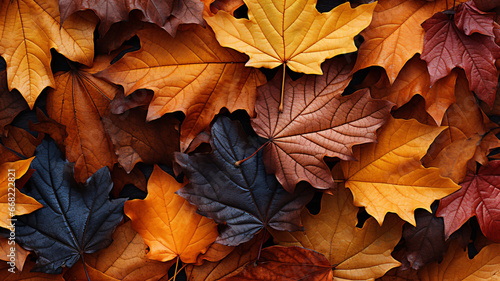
{"left": 96, "top": 24, "right": 266, "bottom": 152}
{"left": 59, "top": 0, "right": 204, "bottom": 36}
{"left": 251, "top": 56, "right": 393, "bottom": 192}
{"left": 102, "top": 108, "right": 179, "bottom": 174}
{"left": 368, "top": 56, "right": 457, "bottom": 126}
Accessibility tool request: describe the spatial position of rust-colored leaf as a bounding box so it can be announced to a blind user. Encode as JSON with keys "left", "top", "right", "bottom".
{"left": 46, "top": 66, "right": 119, "bottom": 183}
{"left": 59, "top": 0, "right": 204, "bottom": 36}
{"left": 185, "top": 232, "right": 264, "bottom": 281}
{"left": 423, "top": 72, "right": 499, "bottom": 183}
{"left": 102, "top": 108, "right": 179, "bottom": 173}
{"left": 0, "top": 126, "right": 43, "bottom": 163}
{"left": 225, "top": 246, "right": 333, "bottom": 281}
{"left": 28, "top": 108, "right": 67, "bottom": 154}
{"left": 96, "top": 24, "right": 266, "bottom": 151}
{"left": 0, "top": 70, "right": 28, "bottom": 137}
{"left": 421, "top": 10, "right": 500, "bottom": 107}
{"left": 437, "top": 160, "right": 500, "bottom": 242}
{"left": 369, "top": 56, "right": 457, "bottom": 126}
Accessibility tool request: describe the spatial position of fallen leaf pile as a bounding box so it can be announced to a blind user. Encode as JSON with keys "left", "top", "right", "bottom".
{"left": 0, "top": 0, "right": 499, "bottom": 280}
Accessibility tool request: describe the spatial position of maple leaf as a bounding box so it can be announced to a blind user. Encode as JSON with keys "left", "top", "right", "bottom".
{"left": 46, "top": 63, "right": 119, "bottom": 183}
{"left": 124, "top": 165, "right": 219, "bottom": 263}
{"left": 353, "top": 0, "right": 458, "bottom": 83}
{"left": 205, "top": 0, "right": 376, "bottom": 75}
{"left": 456, "top": 0, "right": 496, "bottom": 36}
{"left": 59, "top": 0, "right": 204, "bottom": 36}
{"left": 272, "top": 186, "right": 403, "bottom": 280}
{"left": 251, "top": 56, "right": 392, "bottom": 192}
{"left": 13, "top": 140, "right": 126, "bottom": 274}
{"left": 0, "top": 158, "right": 42, "bottom": 229}
{"left": 225, "top": 246, "right": 333, "bottom": 281}
{"left": 422, "top": 135, "right": 481, "bottom": 184}
{"left": 368, "top": 56, "right": 457, "bottom": 126}
{"left": 176, "top": 117, "right": 314, "bottom": 246}
{"left": 96, "top": 24, "right": 266, "bottom": 152}
{"left": 437, "top": 160, "right": 500, "bottom": 242}
{"left": 0, "top": 0, "right": 97, "bottom": 107}
{"left": 102, "top": 108, "right": 179, "bottom": 173}
{"left": 418, "top": 241, "right": 500, "bottom": 280}
{"left": 395, "top": 209, "right": 446, "bottom": 270}
{"left": 421, "top": 10, "right": 500, "bottom": 107}
{"left": 64, "top": 222, "right": 173, "bottom": 281}
{"left": 341, "top": 117, "right": 460, "bottom": 225}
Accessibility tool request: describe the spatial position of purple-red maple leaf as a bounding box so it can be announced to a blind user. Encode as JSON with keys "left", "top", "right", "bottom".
{"left": 437, "top": 160, "right": 500, "bottom": 242}
{"left": 455, "top": 0, "right": 496, "bottom": 36}
{"left": 421, "top": 10, "right": 500, "bottom": 107}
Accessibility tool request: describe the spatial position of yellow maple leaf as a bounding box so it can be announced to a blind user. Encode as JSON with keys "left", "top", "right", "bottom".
{"left": 341, "top": 117, "right": 460, "bottom": 225}
{"left": 205, "top": 0, "right": 376, "bottom": 75}
{"left": 0, "top": 0, "right": 97, "bottom": 108}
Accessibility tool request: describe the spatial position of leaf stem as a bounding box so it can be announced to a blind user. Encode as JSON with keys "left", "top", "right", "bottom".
{"left": 234, "top": 140, "right": 271, "bottom": 167}
{"left": 173, "top": 256, "right": 179, "bottom": 281}
{"left": 81, "top": 253, "right": 91, "bottom": 281}
{"left": 167, "top": 263, "right": 187, "bottom": 281}
{"left": 279, "top": 64, "right": 286, "bottom": 113}
{"left": 255, "top": 228, "right": 267, "bottom": 264}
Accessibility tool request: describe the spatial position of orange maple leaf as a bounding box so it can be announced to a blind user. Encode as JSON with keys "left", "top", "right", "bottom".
{"left": 124, "top": 165, "right": 218, "bottom": 263}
